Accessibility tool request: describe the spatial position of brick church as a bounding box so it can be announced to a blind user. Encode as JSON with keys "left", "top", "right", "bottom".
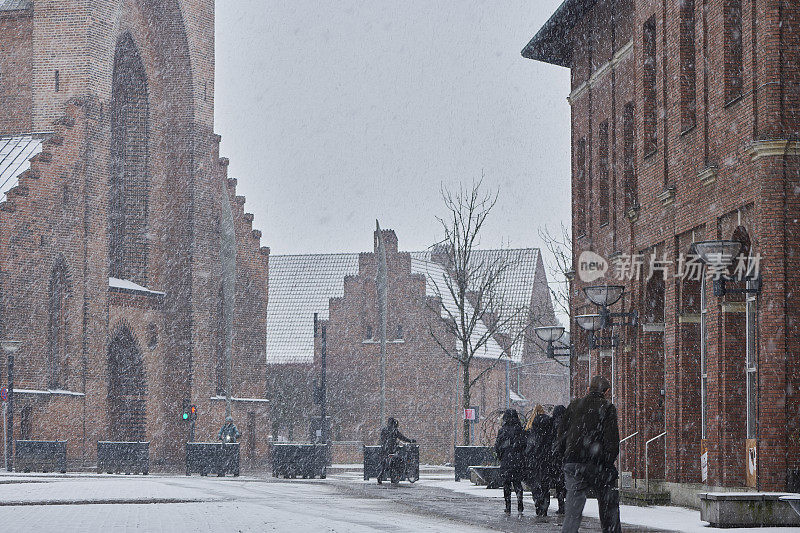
{"left": 266, "top": 229, "right": 567, "bottom": 464}
{"left": 0, "top": 0, "right": 269, "bottom": 467}
{"left": 524, "top": 0, "right": 800, "bottom": 494}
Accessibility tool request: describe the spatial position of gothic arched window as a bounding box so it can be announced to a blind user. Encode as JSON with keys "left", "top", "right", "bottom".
{"left": 110, "top": 32, "right": 150, "bottom": 284}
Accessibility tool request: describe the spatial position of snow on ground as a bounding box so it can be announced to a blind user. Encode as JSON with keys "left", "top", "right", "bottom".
{"left": 409, "top": 472, "right": 800, "bottom": 533}
{"left": 0, "top": 472, "right": 492, "bottom": 533}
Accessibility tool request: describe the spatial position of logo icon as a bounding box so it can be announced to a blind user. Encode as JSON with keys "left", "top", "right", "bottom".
{"left": 577, "top": 251, "right": 608, "bottom": 283}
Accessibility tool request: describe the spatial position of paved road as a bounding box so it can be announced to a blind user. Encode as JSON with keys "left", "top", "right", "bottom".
{"left": 330, "top": 473, "right": 662, "bottom": 533}
{"left": 0, "top": 472, "right": 663, "bottom": 532}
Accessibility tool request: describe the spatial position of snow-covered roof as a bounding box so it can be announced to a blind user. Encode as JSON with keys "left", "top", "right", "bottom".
{"left": 0, "top": 134, "right": 47, "bottom": 202}
{"left": 109, "top": 277, "right": 166, "bottom": 296}
{"left": 266, "top": 248, "right": 545, "bottom": 365}
{"left": 412, "top": 248, "right": 544, "bottom": 360}
{"left": 409, "top": 256, "right": 505, "bottom": 361}
{"left": 266, "top": 254, "right": 360, "bottom": 364}
{"left": 0, "top": 0, "right": 32, "bottom": 11}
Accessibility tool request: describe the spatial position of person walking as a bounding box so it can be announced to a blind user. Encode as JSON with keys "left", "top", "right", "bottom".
{"left": 555, "top": 375, "right": 621, "bottom": 533}
{"left": 494, "top": 409, "right": 526, "bottom": 514}
{"left": 524, "top": 404, "right": 554, "bottom": 516}
{"left": 550, "top": 404, "right": 567, "bottom": 514}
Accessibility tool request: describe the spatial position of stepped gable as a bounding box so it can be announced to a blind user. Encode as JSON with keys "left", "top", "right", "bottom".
{"left": 210, "top": 134, "right": 269, "bottom": 263}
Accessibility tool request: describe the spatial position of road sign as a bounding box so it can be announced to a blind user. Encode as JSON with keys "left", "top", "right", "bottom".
{"left": 463, "top": 408, "right": 476, "bottom": 421}
{"left": 0, "top": 388, "right": 7, "bottom": 402}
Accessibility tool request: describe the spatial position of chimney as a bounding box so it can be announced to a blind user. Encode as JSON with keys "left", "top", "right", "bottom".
{"left": 374, "top": 229, "right": 398, "bottom": 254}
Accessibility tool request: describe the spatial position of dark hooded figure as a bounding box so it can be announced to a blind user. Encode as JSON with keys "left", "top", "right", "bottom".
{"left": 555, "top": 376, "right": 621, "bottom": 533}
{"left": 524, "top": 404, "right": 554, "bottom": 516}
{"left": 550, "top": 404, "right": 567, "bottom": 514}
{"left": 377, "top": 417, "right": 415, "bottom": 483}
{"left": 218, "top": 416, "right": 241, "bottom": 444}
{"left": 494, "top": 409, "right": 526, "bottom": 514}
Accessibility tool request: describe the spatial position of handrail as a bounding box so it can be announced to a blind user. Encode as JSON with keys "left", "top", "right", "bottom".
{"left": 645, "top": 431, "right": 667, "bottom": 493}
{"left": 618, "top": 432, "right": 638, "bottom": 488}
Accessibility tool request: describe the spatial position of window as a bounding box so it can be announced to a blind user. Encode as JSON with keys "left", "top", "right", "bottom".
{"left": 680, "top": 0, "right": 697, "bottom": 130}
{"left": 215, "top": 286, "right": 226, "bottom": 396}
{"left": 745, "top": 283, "right": 758, "bottom": 438}
{"left": 575, "top": 137, "right": 587, "bottom": 236}
{"left": 700, "top": 276, "right": 708, "bottom": 439}
{"left": 365, "top": 325, "right": 373, "bottom": 340}
{"left": 643, "top": 16, "right": 657, "bottom": 155}
{"left": 598, "top": 121, "right": 610, "bottom": 226}
{"left": 724, "top": 0, "right": 743, "bottom": 103}
{"left": 396, "top": 324, "right": 403, "bottom": 339}
{"left": 54, "top": 70, "right": 60, "bottom": 92}
{"left": 48, "top": 257, "right": 69, "bottom": 389}
{"left": 622, "top": 103, "right": 637, "bottom": 212}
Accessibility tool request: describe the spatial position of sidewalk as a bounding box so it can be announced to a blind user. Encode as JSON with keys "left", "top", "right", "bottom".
{"left": 332, "top": 470, "right": 800, "bottom": 533}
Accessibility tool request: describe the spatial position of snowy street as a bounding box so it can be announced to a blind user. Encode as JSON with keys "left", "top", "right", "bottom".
{"left": 0, "top": 470, "right": 649, "bottom": 533}
{"left": 1, "top": 469, "right": 799, "bottom": 532}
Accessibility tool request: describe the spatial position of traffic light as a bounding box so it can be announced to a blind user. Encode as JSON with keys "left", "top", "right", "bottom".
{"left": 189, "top": 404, "right": 197, "bottom": 421}
{"left": 181, "top": 399, "right": 190, "bottom": 421}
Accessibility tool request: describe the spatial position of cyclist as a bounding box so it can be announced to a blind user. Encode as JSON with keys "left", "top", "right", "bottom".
{"left": 377, "top": 417, "right": 415, "bottom": 484}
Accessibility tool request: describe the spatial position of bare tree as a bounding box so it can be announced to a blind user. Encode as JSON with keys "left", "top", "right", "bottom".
{"left": 538, "top": 223, "right": 572, "bottom": 319}
{"left": 425, "top": 180, "right": 533, "bottom": 445}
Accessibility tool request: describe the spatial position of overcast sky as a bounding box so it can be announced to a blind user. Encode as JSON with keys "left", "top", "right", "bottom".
{"left": 215, "top": 1, "right": 570, "bottom": 260}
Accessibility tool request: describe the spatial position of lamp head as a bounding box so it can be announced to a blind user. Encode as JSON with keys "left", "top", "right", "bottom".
{"left": 0, "top": 340, "right": 21, "bottom": 354}
{"left": 584, "top": 285, "right": 625, "bottom": 307}
{"left": 534, "top": 325, "right": 565, "bottom": 343}
{"left": 691, "top": 240, "right": 742, "bottom": 267}
{"left": 575, "top": 314, "right": 605, "bottom": 332}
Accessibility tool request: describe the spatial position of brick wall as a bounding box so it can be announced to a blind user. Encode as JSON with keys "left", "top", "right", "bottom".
{"left": 0, "top": 8, "right": 32, "bottom": 133}
{"left": 0, "top": 1, "right": 269, "bottom": 468}
{"left": 530, "top": 0, "right": 800, "bottom": 490}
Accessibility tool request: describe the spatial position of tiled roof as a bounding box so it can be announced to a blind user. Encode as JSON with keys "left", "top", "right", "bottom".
{"left": 412, "top": 248, "right": 543, "bottom": 359}
{"left": 409, "top": 257, "right": 505, "bottom": 361}
{"left": 266, "top": 253, "right": 360, "bottom": 364}
{"left": 0, "top": 0, "right": 32, "bottom": 11}
{"left": 267, "top": 248, "right": 545, "bottom": 364}
{"left": 0, "top": 134, "right": 46, "bottom": 202}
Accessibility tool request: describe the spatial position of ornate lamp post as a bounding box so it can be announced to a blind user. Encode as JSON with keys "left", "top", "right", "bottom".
{"left": 1, "top": 340, "right": 21, "bottom": 472}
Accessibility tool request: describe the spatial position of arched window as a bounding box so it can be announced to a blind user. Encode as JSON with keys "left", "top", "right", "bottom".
{"left": 108, "top": 326, "right": 146, "bottom": 441}
{"left": 110, "top": 32, "right": 150, "bottom": 284}
{"left": 215, "top": 285, "right": 226, "bottom": 396}
{"left": 48, "top": 257, "right": 69, "bottom": 389}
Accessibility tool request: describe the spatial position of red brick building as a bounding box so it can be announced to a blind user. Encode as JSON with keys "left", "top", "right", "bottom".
{"left": 266, "top": 229, "right": 567, "bottom": 463}
{"left": 0, "top": 0, "right": 269, "bottom": 467}
{"left": 524, "top": 0, "right": 800, "bottom": 495}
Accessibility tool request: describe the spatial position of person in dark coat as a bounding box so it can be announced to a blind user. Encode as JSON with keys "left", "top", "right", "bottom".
{"left": 218, "top": 416, "right": 241, "bottom": 443}
{"left": 377, "top": 417, "right": 415, "bottom": 483}
{"left": 524, "top": 404, "right": 554, "bottom": 516}
{"left": 494, "top": 409, "right": 526, "bottom": 514}
{"left": 550, "top": 404, "right": 567, "bottom": 514}
{"left": 555, "top": 376, "right": 621, "bottom": 533}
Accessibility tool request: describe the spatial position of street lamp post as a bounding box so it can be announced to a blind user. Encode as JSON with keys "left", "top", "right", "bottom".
{"left": 1, "top": 340, "right": 21, "bottom": 472}
{"left": 580, "top": 285, "right": 637, "bottom": 406}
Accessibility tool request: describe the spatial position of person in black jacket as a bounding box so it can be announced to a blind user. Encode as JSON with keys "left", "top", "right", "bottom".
{"left": 494, "top": 409, "right": 526, "bottom": 514}
{"left": 555, "top": 376, "right": 621, "bottom": 533}
{"left": 377, "top": 417, "right": 415, "bottom": 484}
{"left": 550, "top": 404, "right": 567, "bottom": 514}
{"left": 524, "top": 404, "right": 554, "bottom": 516}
